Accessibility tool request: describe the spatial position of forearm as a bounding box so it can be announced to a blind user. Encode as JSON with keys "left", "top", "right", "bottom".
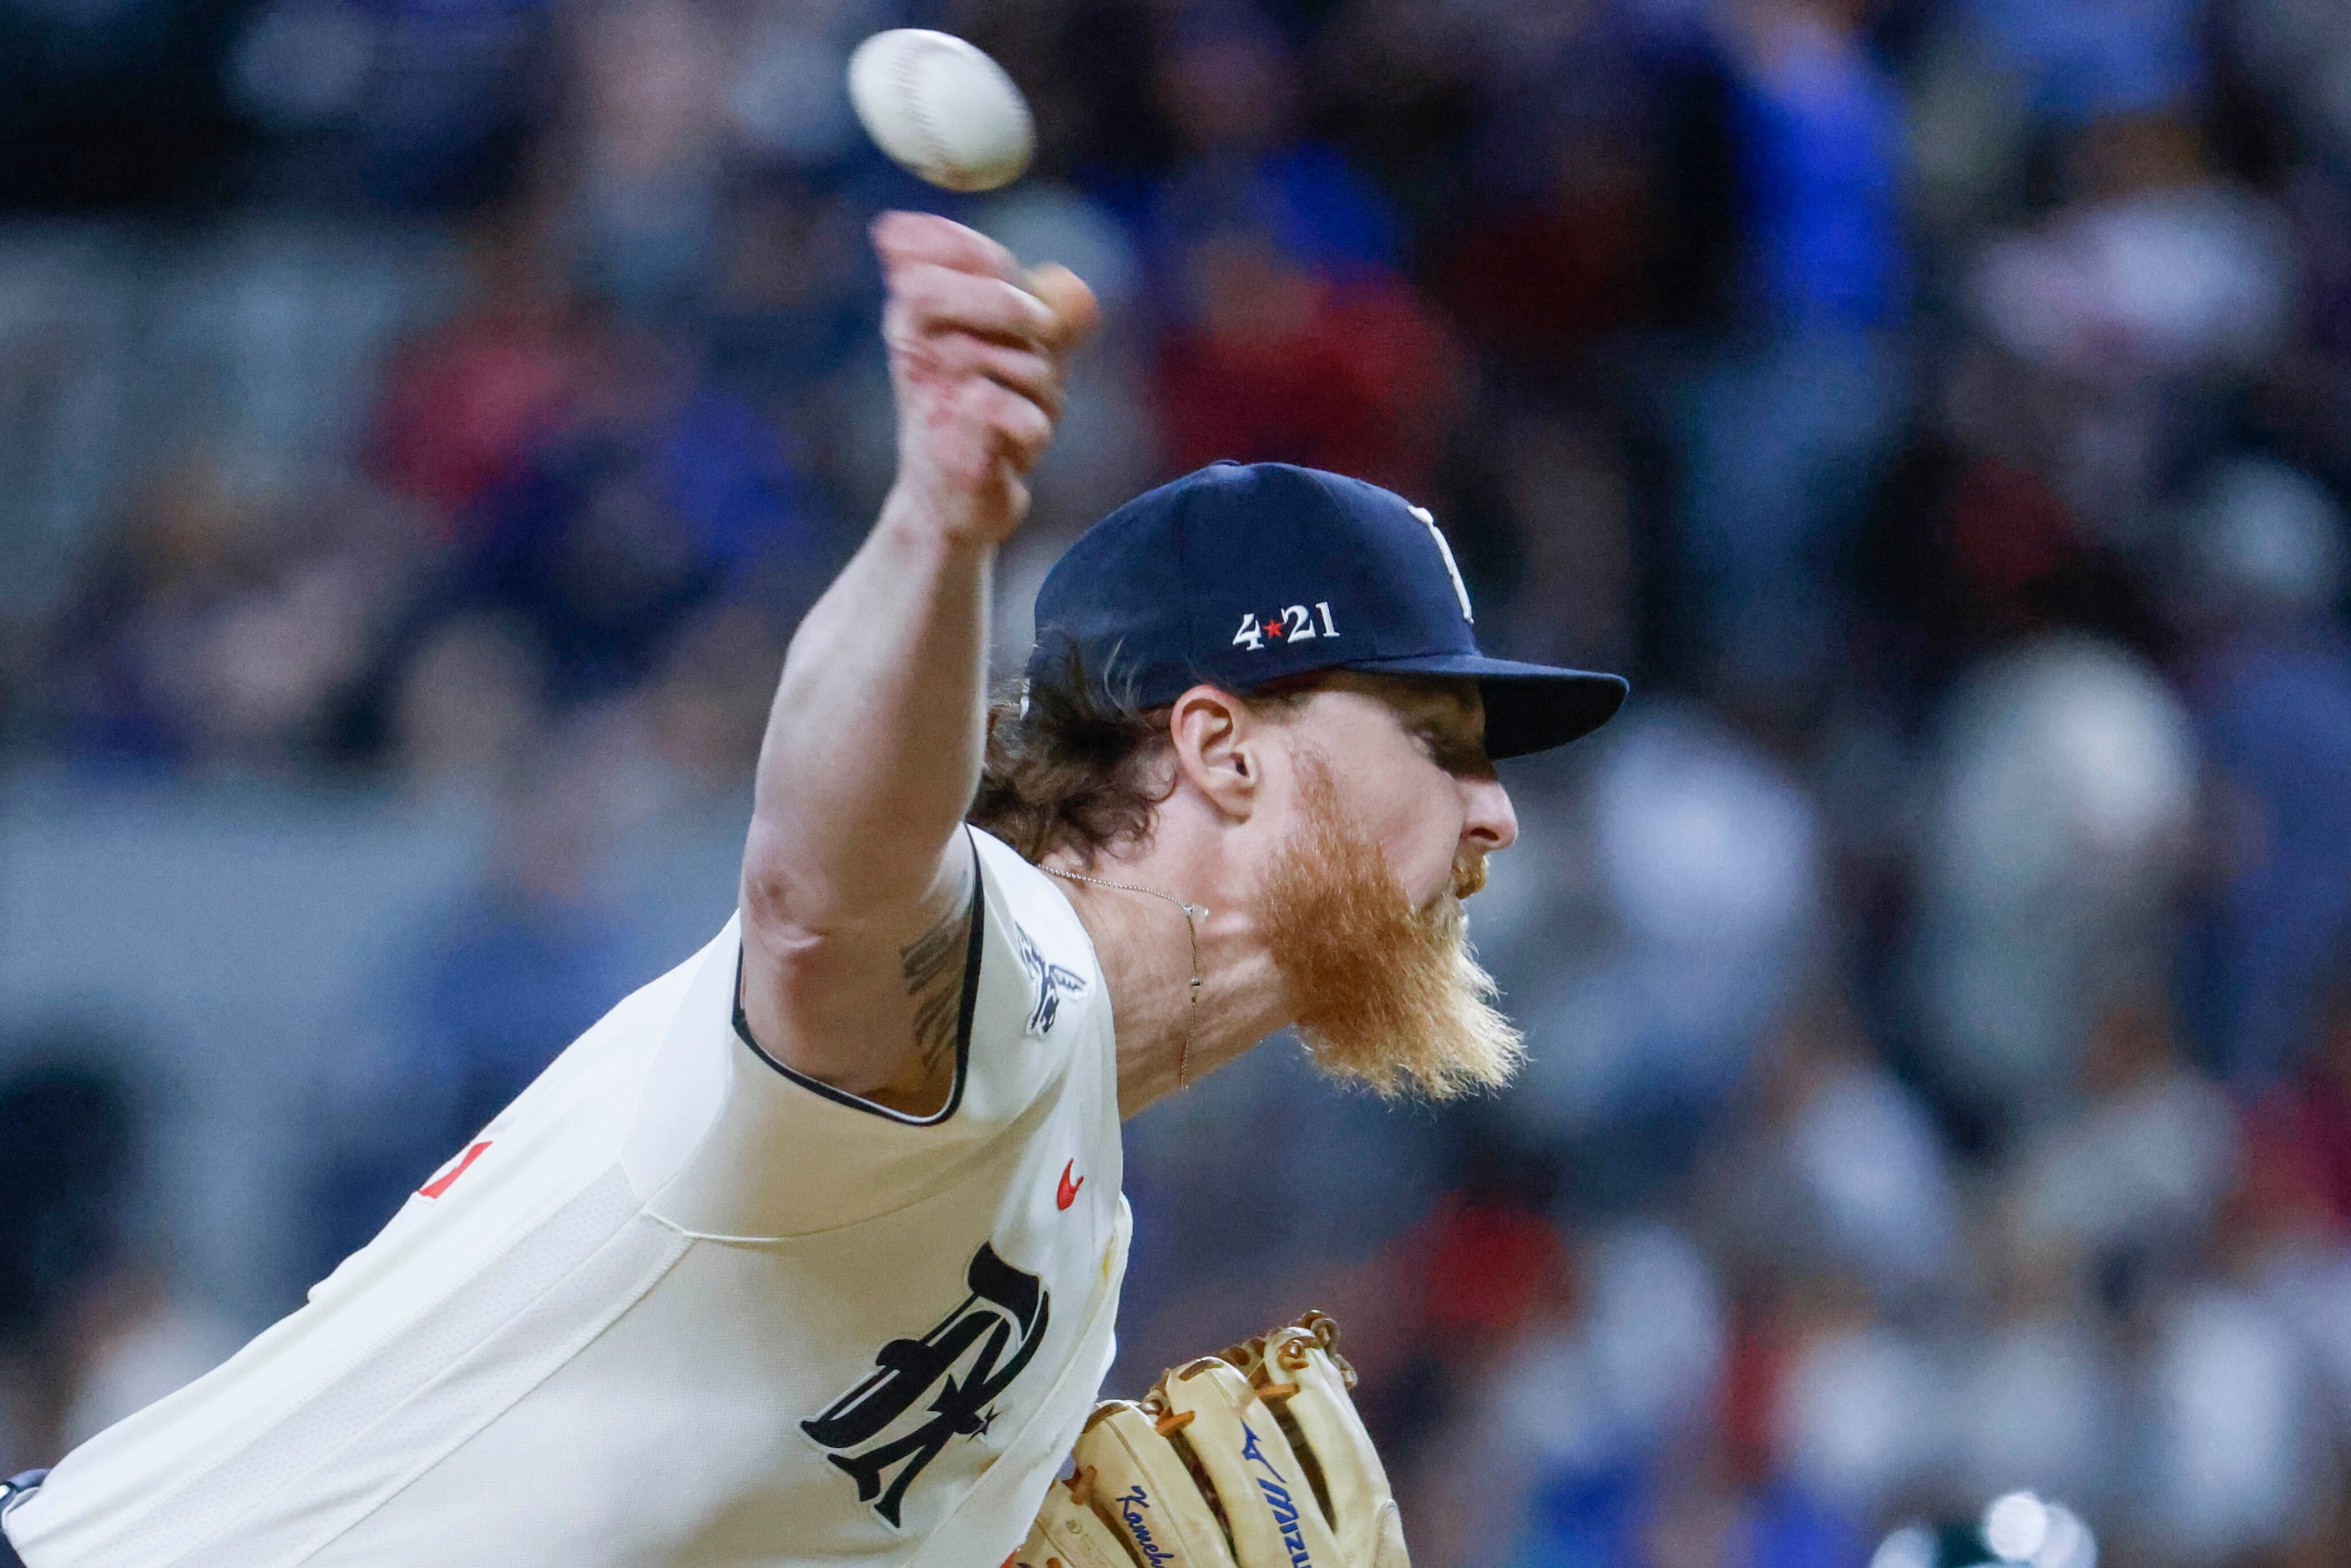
{"left": 743, "top": 487, "right": 991, "bottom": 934}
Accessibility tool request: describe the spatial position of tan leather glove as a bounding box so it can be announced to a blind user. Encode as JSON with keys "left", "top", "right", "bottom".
{"left": 1011, "top": 1313, "right": 1408, "bottom": 1568}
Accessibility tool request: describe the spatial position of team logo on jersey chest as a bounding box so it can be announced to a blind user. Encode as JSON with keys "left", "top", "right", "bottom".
{"left": 801, "top": 1242, "right": 1051, "bottom": 1528}
{"left": 1014, "top": 922, "right": 1089, "bottom": 1036}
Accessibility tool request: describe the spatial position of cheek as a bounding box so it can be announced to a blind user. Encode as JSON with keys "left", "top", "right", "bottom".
{"left": 1399, "top": 816, "right": 1469, "bottom": 907}
{"left": 1353, "top": 764, "right": 1468, "bottom": 905}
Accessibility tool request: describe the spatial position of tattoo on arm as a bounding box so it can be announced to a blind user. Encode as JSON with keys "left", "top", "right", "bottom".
{"left": 901, "top": 905, "right": 972, "bottom": 1074}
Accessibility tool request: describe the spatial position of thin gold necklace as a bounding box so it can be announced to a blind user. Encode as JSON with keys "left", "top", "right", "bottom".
{"left": 1041, "top": 866, "right": 1206, "bottom": 1090}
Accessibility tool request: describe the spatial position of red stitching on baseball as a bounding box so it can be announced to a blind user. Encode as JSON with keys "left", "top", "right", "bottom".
{"left": 896, "top": 36, "right": 954, "bottom": 184}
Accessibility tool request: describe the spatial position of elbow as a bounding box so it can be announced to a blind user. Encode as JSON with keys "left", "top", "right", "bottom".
{"left": 739, "top": 818, "right": 837, "bottom": 941}
{"left": 739, "top": 817, "right": 954, "bottom": 938}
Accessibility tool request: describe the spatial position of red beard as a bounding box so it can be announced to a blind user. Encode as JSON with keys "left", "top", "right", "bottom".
{"left": 1256, "top": 757, "right": 1523, "bottom": 1100}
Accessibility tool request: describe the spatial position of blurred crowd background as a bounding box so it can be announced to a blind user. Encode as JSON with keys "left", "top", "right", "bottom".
{"left": 5, "top": 0, "right": 2351, "bottom": 1563}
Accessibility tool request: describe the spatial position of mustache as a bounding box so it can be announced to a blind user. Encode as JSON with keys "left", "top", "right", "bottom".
{"left": 1450, "top": 844, "right": 1488, "bottom": 903}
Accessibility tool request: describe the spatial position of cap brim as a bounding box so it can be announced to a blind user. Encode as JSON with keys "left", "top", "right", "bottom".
{"left": 1342, "top": 653, "right": 1629, "bottom": 759}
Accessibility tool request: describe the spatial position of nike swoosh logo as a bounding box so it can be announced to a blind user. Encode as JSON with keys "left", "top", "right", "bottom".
{"left": 1056, "top": 1159, "right": 1084, "bottom": 1211}
{"left": 419, "top": 1141, "right": 491, "bottom": 1200}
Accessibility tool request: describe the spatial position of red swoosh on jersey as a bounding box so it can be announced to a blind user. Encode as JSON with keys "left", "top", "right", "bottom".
{"left": 1056, "top": 1159, "right": 1084, "bottom": 1211}
{"left": 419, "top": 1141, "right": 491, "bottom": 1199}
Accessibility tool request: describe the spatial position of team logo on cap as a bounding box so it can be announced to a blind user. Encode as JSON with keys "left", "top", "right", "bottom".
{"left": 1409, "top": 506, "right": 1474, "bottom": 624}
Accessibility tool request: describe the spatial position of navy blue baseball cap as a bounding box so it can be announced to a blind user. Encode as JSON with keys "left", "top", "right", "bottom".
{"left": 1027, "top": 462, "right": 1628, "bottom": 759}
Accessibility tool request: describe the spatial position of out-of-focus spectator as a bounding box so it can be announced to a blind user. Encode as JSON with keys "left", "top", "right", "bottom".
{"left": 230, "top": 0, "right": 553, "bottom": 213}
{"left": 1429, "top": 1222, "right": 1871, "bottom": 1568}
{"left": 2279, "top": 985, "right": 2351, "bottom": 1240}
{"left": 2230, "top": 0, "right": 2351, "bottom": 157}
{"left": 1338, "top": 1149, "right": 1576, "bottom": 1542}
{"left": 2180, "top": 457, "right": 2351, "bottom": 1080}
{"left": 1717, "top": 0, "right": 1910, "bottom": 335}
{"left": 1772, "top": 1279, "right": 1949, "bottom": 1525}
{"left": 387, "top": 610, "right": 550, "bottom": 793}
{"left": 1958, "top": 113, "right": 2296, "bottom": 581}
{"left": 1447, "top": 408, "right": 1639, "bottom": 675}
{"left": 43, "top": 458, "right": 436, "bottom": 772}
{"left": 2012, "top": 995, "right": 2236, "bottom": 1282}
{"left": 1147, "top": 4, "right": 1403, "bottom": 279}
{"left": 0, "top": 1058, "right": 136, "bottom": 1467}
{"left": 1405, "top": 1211, "right": 1730, "bottom": 1565}
{"left": 1959, "top": 1226, "right": 2116, "bottom": 1510}
{"left": 565, "top": 0, "right": 731, "bottom": 318}
{"left": 1398, "top": 1176, "right": 1575, "bottom": 1368}
{"left": 1137, "top": 3, "right": 1464, "bottom": 496}
{"left": 1423, "top": 0, "right": 1661, "bottom": 369}
{"left": 634, "top": 595, "right": 793, "bottom": 797}
{"left": 1153, "top": 220, "right": 1464, "bottom": 495}
{"left": 706, "top": 175, "right": 877, "bottom": 407}
{"left": 2136, "top": 1280, "right": 2323, "bottom": 1561}
{"left": 42, "top": 458, "right": 279, "bottom": 766}
{"left": 1432, "top": 123, "right": 1659, "bottom": 370}
{"left": 1915, "top": 636, "right": 2197, "bottom": 1114}
{"left": 1729, "top": 992, "right": 1967, "bottom": 1302}
{"left": 1490, "top": 1219, "right": 1727, "bottom": 1475}
{"left": 1855, "top": 340, "right": 2180, "bottom": 711}
{"left": 2235, "top": 1087, "right": 2351, "bottom": 1434}
{"left": 1667, "top": 0, "right": 1914, "bottom": 694}
{"left": 370, "top": 227, "right": 599, "bottom": 520}
{"left": 1504, "top": 701, "right": 1822, "bottom": 1157}
{"left": 1961, "top": 0, "right": 2203, "bottom": 124}
{"left": 1973, "top": 115, "right": 2295, "bottom": 397}
{"left": 352, "top": 334, "right": 830, "bottom": 750}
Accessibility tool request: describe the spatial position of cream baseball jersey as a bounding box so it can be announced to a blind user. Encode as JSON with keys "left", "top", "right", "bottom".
{"left": 6, "top": 828, "right": 1126, "bottom": 1568}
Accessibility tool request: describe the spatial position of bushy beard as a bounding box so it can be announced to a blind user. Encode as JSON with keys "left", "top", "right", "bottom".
{"left": 1257, "top": 758, "right": 1524, "bottom": 1100}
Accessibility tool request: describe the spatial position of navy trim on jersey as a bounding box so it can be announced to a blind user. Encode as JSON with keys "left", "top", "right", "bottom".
{"left": 731, "top": 832, "right": 987, "bottom": 1126}
{"left": 1, "top": 1467, "right": 46, "bottom": 1566}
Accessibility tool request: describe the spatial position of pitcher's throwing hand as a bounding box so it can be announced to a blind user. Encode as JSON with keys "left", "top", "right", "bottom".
{"left": 874, "top": 211, "right": 1098, "bottom": 547}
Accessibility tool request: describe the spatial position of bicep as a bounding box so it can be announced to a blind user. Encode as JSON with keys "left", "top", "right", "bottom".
{"left": 736, "top": 833, "right": 978, "bottom": 1119}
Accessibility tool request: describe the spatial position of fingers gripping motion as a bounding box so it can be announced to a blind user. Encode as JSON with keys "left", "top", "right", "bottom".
{"left": 1014, "top": 1313, "right": 1409, "bottom": 1568}
{"left": 874, "top": 211, "right": 1099, "bottom": 549}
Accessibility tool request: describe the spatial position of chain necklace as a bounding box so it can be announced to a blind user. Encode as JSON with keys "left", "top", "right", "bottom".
{"left": 1041, "top": 865, "right": 1206, "bottom": 1090}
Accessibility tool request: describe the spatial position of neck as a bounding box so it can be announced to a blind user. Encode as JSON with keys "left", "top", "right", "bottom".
{"left": 1041, "top": 841, "right": 1291, "bottom": 1117}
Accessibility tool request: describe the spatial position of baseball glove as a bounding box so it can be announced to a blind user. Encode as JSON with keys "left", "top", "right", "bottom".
{"left": 1012, "top": 1311, "right": 1408, "bottom": 1568}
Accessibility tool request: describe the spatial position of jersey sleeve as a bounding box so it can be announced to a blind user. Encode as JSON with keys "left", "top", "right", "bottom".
{"left": 619, "top": 827, "right": 1111, "bottom": 1240}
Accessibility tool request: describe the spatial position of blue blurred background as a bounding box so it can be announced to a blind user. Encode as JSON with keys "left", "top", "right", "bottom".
{"left": 7, "top": 0, "right": 2351, "bottom": 1563}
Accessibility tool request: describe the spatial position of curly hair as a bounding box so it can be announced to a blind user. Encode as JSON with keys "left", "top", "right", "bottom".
{"left": 966, "top": 648, "right": 1307, "bottom": 863}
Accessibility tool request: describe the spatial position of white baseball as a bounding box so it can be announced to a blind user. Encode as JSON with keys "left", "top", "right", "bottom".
{"left": 847, "top": 29, "right": 1034, "bottom": 193}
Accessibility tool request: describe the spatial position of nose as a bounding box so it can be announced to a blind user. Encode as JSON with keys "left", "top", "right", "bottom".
{"left": 1461, "top": 775, "right": 1517, "bottom": 853}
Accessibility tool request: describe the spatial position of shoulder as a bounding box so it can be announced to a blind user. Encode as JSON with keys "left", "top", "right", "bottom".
{"left": 970, "top": 828, "right": 1083, "bottom": 946}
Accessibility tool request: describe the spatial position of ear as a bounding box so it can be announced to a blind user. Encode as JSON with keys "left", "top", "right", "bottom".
{"left": 1166, "top": 685, "right": 1266, "bottom": 821}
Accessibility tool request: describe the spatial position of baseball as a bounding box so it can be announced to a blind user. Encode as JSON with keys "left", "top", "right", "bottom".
{"left": 847, "top": 29, "right": 1034, "bottom": 193}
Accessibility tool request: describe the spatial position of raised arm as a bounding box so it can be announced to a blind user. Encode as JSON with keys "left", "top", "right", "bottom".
{"left": 738, "top": 212, "right": 1097, "bottom": 1115}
